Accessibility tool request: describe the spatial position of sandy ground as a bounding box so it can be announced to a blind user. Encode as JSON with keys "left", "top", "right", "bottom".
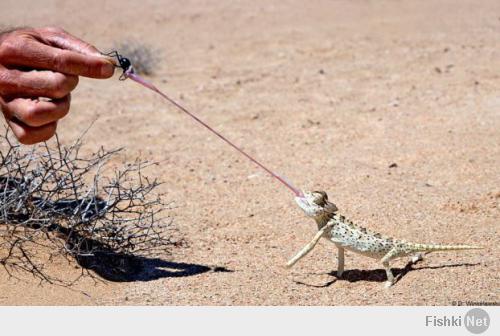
{"left": 0, "top": 0, "right": 498, "bottom": 305}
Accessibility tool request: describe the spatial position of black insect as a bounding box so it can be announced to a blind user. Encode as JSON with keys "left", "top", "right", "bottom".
{"left": 103, "top": 51, "right": 133, "bottom": 80}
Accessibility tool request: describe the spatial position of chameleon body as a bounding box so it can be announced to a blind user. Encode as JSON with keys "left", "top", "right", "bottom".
{"left": 287, "top": 191, "right": 482, "bottom": 287}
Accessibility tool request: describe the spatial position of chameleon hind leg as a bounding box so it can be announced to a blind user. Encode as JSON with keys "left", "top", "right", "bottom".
{"left": 411, "top": 252, "right": 424, "bottom": 264}
{"left": 380, "top": 248, "right": 401, "bottom": 288}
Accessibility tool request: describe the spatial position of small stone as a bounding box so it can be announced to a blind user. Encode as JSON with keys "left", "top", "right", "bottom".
{"left": 388, "top": 163, "right": 398, "bottom": 168}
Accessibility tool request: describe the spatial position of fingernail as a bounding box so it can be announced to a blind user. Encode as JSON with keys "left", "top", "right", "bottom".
{"left": 100, "top": 62, "right": 115, "bottom": 77}
{"left": 99, "top": 54, "right": 118, "bottom": 66}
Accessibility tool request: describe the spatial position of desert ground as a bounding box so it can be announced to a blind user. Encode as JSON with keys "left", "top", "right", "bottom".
{"left": 0, "top": 0, "right": 498, "bottom": 305}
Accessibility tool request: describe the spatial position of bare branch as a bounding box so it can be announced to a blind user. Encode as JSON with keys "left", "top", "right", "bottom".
{"left": 0, "top": 128, "right": 179, "bottom": 285}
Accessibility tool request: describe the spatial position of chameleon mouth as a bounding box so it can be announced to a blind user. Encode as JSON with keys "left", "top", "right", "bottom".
{"left": 294, "top": 196, "right": 310, "bottom": 209}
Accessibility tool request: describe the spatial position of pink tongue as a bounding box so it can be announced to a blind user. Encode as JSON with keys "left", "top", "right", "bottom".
{"left": 125, "top": 71, "right": 303, "bottom": 197}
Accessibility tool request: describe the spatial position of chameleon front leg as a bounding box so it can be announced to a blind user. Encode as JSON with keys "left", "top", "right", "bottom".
{"left": 286, "top": 223, "right": 333, "bottom": 268}
{"left": 336, "top": 246, "right": 345, "bottom": 277}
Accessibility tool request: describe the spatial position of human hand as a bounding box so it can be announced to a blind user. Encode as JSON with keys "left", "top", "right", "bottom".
{"left": 0, "top": 27, "right": 115, "bottom": 144}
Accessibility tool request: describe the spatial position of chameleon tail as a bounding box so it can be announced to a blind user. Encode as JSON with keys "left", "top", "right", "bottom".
{"left": 407, "top": 243, "right": 483, "bottom": 253}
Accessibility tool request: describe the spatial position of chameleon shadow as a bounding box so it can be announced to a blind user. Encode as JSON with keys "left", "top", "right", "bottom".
{"left": 293, "top": 261, "right": 481, "bottom": 288}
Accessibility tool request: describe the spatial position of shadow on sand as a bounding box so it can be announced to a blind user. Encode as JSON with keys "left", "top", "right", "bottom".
{"left": 77, "top": 252, "right": 233, "bottom": 282}
{"left": 293, "top": 261, "right": 481, "bottom": 288}
{"left": 0, "top": 187, "right": 233, "bottom": 284}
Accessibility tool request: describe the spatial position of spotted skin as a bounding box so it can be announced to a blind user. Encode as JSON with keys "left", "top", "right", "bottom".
{"left": 288, "top": 191, "right": 482, "bottom": 288}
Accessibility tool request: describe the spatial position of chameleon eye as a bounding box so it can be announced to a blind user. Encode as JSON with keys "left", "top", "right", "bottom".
{"left": 312, "top": 191, "right": 326, "bottom": 206}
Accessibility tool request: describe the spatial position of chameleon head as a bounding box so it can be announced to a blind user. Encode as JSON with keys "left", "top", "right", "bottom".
{"left": 295, "top": 190, "right": 338, "bottom": 218}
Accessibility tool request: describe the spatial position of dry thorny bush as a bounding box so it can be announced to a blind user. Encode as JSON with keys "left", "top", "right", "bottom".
{"left": 115, "top": 40, "right": 160, "bottom": 76}
{"left": 0, "top": 129, "right": 179, "bottom": 286}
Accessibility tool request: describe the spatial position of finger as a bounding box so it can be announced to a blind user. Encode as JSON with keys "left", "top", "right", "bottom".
{"left": 0, "top": 69, "right": 78, "bottom": 99}
{"left": 3, "top": 95, "right": 70, "bottom": 127}
{"left": 36, "top": 27, "right": 102, "bottom": 57}
{"left": 37, "top": 27, "right": 117, "bottom": 65}
{"left": 7, "top": 118, "right": 57, "bottom": 145}
{"left": 1, "top": 37, "right": 114, "bottom": 78}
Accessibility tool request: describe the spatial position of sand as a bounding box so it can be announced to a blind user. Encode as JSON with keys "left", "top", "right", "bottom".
{"left": 0, "top": 0, "right": 498, "bottom": 305}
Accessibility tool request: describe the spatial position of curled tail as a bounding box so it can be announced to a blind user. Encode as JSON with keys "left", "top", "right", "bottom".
{"left": 408, "top": 243, "right": 483, "bottom": 253}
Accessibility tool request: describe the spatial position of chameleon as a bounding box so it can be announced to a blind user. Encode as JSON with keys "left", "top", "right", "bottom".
{"left": 286, "top": 191, "right": 482, "bottom": 288}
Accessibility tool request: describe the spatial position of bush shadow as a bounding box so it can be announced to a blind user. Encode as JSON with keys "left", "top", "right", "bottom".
{"left": 77, "top": 251, "right": 232, "bottom": 282}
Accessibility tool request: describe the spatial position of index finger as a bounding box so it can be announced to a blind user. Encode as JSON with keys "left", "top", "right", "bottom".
{"left": 2, "top": 38, "right": 115, "bottom": 78}
{"left": 36, "top": 27, "right": 102, "bottom": 56}
{"left": 35, "top": 27, "right": 118, "bottom": 67}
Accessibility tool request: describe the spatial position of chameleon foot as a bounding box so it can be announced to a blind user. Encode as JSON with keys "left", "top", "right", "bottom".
{"left": 411, "top": 253, "right": 424, "bottom": 264}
